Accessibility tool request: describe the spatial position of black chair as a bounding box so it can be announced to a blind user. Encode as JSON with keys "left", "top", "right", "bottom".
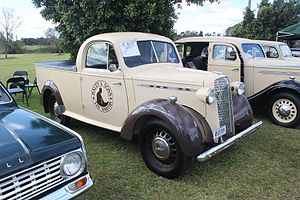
{"left": 13, "top": 71, "right": 29, "bottom": 84}
{"left": 6, "top": 77, "right": 29, "bottom": 106}
{"left": 25, "top": 77, "right": 40, "bottom": 98}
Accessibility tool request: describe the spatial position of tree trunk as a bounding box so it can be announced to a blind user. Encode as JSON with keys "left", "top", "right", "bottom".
{"left": 4, "top": 43, "right": 8, "bottom": 59}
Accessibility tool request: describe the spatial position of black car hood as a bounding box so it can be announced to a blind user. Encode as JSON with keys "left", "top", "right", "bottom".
{"left": 0, "top": 107, "right": 82, "bottom": 178}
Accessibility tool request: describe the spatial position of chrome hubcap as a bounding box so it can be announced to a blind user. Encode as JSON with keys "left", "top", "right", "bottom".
{"left": 272, "top": 98, "right": 297, "bottom": 123}
{"left": 152, "top": 137, "right": 170, "bottom": 160}
{"left": 278, "top": 105, "right": 291, "bottom": 117}
{"left": 151, "top": 131, "right": 176, "bottom": 161}
{"left": 53, "top": 102, "right": 60, "bottom": 116}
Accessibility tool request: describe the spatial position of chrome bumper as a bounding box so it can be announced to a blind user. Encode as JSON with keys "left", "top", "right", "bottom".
{"left": 197, "top": 121, "right": 263, "bottom": 162}
{"left": 41, "top": 174, "right": 93, "bottom": 200}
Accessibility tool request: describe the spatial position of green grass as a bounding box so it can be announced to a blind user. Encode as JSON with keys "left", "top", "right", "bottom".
{"left": 0, "top": 54, "right": 300, "bottom": 200}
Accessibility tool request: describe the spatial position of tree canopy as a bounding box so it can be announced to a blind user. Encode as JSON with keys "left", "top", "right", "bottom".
{"left": 228, "top": 0, "right": 300, "bottom": 40}
{"left": 32, "top": 0, "right": 219, "bottom": 59}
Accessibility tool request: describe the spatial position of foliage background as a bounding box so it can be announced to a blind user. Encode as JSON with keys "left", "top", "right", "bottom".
{"left": 227, "top": 0, "right": 300, "bottom": 40}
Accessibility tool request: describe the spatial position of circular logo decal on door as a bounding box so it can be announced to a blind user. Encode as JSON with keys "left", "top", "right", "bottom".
{"left": 91, "top": 81, "right": 113, "bottom": 113}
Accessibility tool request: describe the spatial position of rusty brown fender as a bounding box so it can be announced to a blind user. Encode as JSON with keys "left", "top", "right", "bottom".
{"left": 41, "top": 80, "right": 65, "bottom": 113}
{"left": 232, "top": 94, "right": 253, "bottom": 133}
{"left": 120, "top": 99, "right": 212, "bottom": 157}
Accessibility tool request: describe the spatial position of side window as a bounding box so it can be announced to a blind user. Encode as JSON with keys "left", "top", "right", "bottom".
{"left": 213, "top": 45, "right": 236, "bottom": 61}
{"left": 86, "top": 42, "right": 108, "bottom": 69}
{"left": 213, "top": 45, "right": 226, "bottom": 60}
{"left": 176, "top": 44, "right": 184, "bottom": 59}
{"left": 265, "top": 46, "right": 279, "bottom": 58}
{"left": 185, "top": 45, "right": 192, "bottom": 57}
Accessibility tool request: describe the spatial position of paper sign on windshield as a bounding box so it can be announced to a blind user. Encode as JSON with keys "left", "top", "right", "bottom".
{"left": 120, "top": 40, "right": 141, "bottom": 57}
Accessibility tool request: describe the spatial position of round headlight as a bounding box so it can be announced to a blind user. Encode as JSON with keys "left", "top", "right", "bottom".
{"left": 206, "top": 88, "right": 216, "bottom": 104}
{"left": 236, "top": 82, "right": 245, "bottom": 95}
{"left": 61, "top": 152, "right": 85, "bottom": 177}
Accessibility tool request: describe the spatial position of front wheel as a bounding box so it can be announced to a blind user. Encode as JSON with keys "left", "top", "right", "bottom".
{"left": 268, "top": 92, "right": 300, "bottom": 128}
{"left": 139, "top": 120, "right": 191, "bottom": 179}
{"left": 48, "top": 94, "right": 70, "bottom": 126}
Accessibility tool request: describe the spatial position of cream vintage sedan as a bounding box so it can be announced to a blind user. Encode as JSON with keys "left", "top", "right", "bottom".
{"left": 176, "top": 36, "right": 300, "bottom": 128}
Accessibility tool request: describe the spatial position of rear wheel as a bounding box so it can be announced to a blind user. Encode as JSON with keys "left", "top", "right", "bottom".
{"left": 48, "top": 94, "right": 70, "bottom": 126}
{"left": 268, "top": 92, "right": 300, "bottom": 128}
{"left": 139, "top": 120, "right": 191, "bottom": 179}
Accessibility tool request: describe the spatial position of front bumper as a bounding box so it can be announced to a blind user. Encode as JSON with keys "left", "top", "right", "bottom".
{"left": 41, "top": 174, "right": 93, "bottom": 200}
{"left": 197, "top": 121, "right": 263, "bottom": 162}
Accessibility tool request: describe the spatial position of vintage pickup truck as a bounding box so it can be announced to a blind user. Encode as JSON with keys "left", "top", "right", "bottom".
{"left": 176, "top": 36, "right": 300, "bottom": 128}
{"left": 0, "top": 82, "right": 93, "bottom": 199}
{"left": 35, "top": 32, "right": 262, "bottom": 179}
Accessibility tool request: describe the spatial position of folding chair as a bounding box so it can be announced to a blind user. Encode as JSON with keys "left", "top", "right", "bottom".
{"left": 25, "top": 77, "right": 40, "bottom": 98}
{"left": 6, "top": 77, "right": 29, "bottom": 106}
{"left": 13, "top": 71, "right": 29, "bottom": 84}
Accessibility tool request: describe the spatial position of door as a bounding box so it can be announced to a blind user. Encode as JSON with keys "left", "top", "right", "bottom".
{"left": 81, "top": 41, "right": 128, "bottom": 129}
{"left": 208, "top": 43, "right": 241, "bottom": 82}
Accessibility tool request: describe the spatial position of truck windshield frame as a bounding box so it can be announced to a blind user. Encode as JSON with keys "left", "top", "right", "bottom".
{"left": 122, "top": 40, "right": 179, "bottom": 68}
{"left": 241, "top": 43, "right": 265, "bottom": 59}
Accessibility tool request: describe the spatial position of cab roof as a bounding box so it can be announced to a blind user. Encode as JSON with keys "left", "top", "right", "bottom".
{"left": 83, "top": 32, "right": 173, "bottom": 45}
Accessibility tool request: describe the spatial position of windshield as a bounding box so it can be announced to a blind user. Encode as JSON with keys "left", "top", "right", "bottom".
{"left": 121, "top": 40, "right": 179, "bottom": 68}
{"left": 242, "top": 43, "right": 265, "bottom": 59}
{"left": 0, "top": 84, "right": 11, "bottom": 104}
{"left": 279, "top": 44, "right": 293, "bottom": 57}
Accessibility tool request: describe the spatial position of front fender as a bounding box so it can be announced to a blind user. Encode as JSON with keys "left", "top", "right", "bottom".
{"left": 232, "top": 94, "right": 253, "bottom": 133}
{"left": 249, "top": 80, "right": 300, "bottom": 106}
{"left": 120, "top": 99, "right": 212, "bottom": 157}
{"left": 41, "top": 80, "right": 64, "bottom": 113}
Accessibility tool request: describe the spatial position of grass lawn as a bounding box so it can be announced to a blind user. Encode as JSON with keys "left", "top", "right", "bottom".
{"left": 0, "top": 54, "right": 299, "bottom": 199}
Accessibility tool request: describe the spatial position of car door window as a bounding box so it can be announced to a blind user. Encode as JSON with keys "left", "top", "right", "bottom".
{"left": 264, "top": 46, "right": 279, "bottom": 58}
{"left": 213, "top": 45, "right": 236, "bottom": 61}
{"left": 86, "top": 42, "right": 118, "bottom": 69}
{"left": 86, "top": 42, "right": 108, "bottom": 69}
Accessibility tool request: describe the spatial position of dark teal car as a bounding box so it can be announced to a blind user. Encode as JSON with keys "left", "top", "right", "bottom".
{"left": 0, "top": 83, "right": 93, "bottom": 199}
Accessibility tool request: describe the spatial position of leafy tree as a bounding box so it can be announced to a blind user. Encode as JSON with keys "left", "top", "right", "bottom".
{"left": 231, "top": 0, "right": 300, "bottom": 40}
{"left": 32, "top": 0, "right": 220, "bottom": 59}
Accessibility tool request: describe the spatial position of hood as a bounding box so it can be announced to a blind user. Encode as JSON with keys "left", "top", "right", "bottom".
{"left": 132, "top": 64, "right": 224, "bottom": 87}
{"left": 0, "top": 108, "right": 81, "bottom": 178}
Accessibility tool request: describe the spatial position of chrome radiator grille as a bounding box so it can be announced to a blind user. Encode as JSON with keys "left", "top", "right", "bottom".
{"left": 0, "top": 156, "right": 64, "bottom": 200}
{"left": 214, "top": 77, "right": 234, "bottom": 138}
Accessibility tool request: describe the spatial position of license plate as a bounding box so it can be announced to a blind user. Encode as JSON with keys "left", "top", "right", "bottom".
{"left": 213, "top": 126, "right": 226, "bottom": 139}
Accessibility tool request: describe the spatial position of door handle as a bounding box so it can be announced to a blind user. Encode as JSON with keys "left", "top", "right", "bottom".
{"left": 112, "top": 82, "right": 122, "bottom": 86}
{"left": 232, "top": 68, "right": 239, "bottom": 71}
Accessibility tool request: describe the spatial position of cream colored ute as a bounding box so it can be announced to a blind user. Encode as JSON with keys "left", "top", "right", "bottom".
{"left": 258, "top": 40, "right": 299, "bottom": 60}
{"left": 35, "top": 32, "right": 262, "bottom": 179}
{"left": 176, "top": 36, "right": 300, "bottom": 128}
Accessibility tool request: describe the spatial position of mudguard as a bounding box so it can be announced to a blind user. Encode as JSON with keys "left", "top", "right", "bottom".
{"left": 249, "top": 80, "right": 300, "bottom": 106}
{"left": 41, "top": 80, "right": 65, "bottom": 113}
{"left": 232, "top": 94, "right": 253, "bottom": 133}
{"left": 120, "top": 99, "right": 212, "bottom": 157}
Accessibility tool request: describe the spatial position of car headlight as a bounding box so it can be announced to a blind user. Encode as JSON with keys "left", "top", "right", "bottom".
{"left": 206, "top": 88, "right": 216, "bottom": 104}
{"left": 61, "top": 151, "right": 85, "bottom": 177}
{"left": 196, "top": 88, "right": 216, "bottom": 105}
{"left": 236, "top": 82, "right": 245, "bottom": 95}
{"left": 231, "top": 82, "right": 245, "bottom": 96}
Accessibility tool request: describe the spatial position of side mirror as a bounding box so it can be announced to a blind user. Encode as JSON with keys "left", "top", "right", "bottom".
{"left": 108, "top": 64, "right": 118, "bottom": 72}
